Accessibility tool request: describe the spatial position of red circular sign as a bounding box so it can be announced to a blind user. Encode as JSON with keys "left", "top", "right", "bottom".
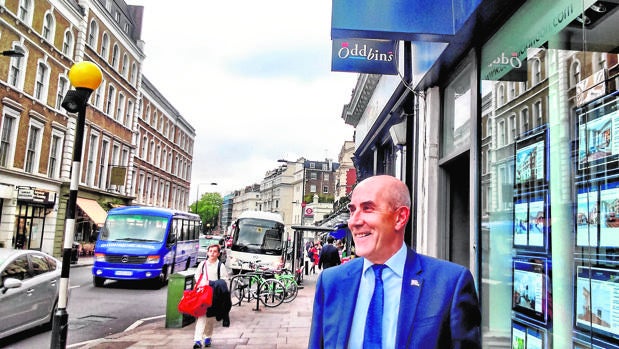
{"left": 304, "top": 207, "right": 314, "bottom": 216}
{"left": 301, "top": 202, "right": 307, "bottom": 208}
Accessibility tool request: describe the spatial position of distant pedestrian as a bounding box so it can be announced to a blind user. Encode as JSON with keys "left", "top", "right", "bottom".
{"left": 308, "top": 243, "right": 317, "bottom": 274}
{"left": 319, "top": 236, "right": 341, "bottom": 269}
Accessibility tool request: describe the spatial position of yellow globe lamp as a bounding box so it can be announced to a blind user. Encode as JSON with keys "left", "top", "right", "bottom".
{"left": 67, "top": 61, "right": 102, "bottom": 91}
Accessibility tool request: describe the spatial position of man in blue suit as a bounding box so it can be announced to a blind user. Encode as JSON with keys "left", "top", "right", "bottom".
{"left": 309, "top": 175, "right": 481, "bottom": 348}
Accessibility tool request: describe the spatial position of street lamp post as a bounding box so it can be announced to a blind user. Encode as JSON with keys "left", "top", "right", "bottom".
{"left": 52, "top": 61, "right": 102, "bottom": 349}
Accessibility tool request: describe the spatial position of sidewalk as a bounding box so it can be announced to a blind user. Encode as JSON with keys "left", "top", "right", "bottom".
{"left": 70, "top": 261, "right": 320, "bottom": 349}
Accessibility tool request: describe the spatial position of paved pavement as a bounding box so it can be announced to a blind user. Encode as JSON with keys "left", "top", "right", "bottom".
{"left": 69, "top": 257, "right": 319, "bottom": 349}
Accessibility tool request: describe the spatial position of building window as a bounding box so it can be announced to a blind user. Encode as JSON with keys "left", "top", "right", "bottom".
{"left": 111, "top": 44, "right": 119, "bottom": 68}
{"left": 106, "top": 85, "right": 116, "bottom": 116}
{"left": 34, "top": 62, "right": 50, "bottom": 102}
{"left": 8, "top": 47, "right": 26, "bottom": 89}
{"left": 85, "top": 133, "right": 99, "bottom": 186}
{"left": 141, "top": 136, "right": 147, "bottom": 158}
{"left": 42, "top": 13, "right": 55, "bottom": 42}
{"left": 498, "top": 120, "right": 506, "bottom": 147}
{"left": 532, "top": 58, "right": 541, "bottom": 85}
{"left": 323, "top": 173, "right": 329, "bottom": 181}
{"left": 126, "top": 100, "right": 134, "bottom": 127}
{"left": 130, "top": 62, "right": 137, "bottom": 85}
{"left": 121, "top": 54, "right": 129, "bottom": 77}
{"left": 24, "top": 122, "right": 42, "bottom": 174}
{"left": 62, "top": 30, "right": 73, "bottom": 57}
{"left": 88, "top": 20, "right": 98, "bottom": 47}
{"left": 0, "top": 113, "right": 18, "bottom": 167}
{"left": 534, "top": 100, "right": 543, "bottom": 127}
{"left": 116, "top": 93, "right": 125, "bottom": 122}
{"left": 18, "top": 0, "right": 33, "bottom": 24}
{"left": 149, "top": 140, "right": 155, "bottom": 163}
{"left": 509, "top": 115, "right": 516, "bottom": 143}
{"left": 498, "top": 85, "right": 505, "bottom": 106}
{"left": 98, "top": 139, "right": 109, "bottom": 189}
{"left": 310, "top": 184, "right": 316, "bottom": 193}
{"left": 570, "top": 60, "right": 581, "bottom": 88}
{"left": 56, "top": 76, "right": 68, "bottom": 110}
{"left": 93, "top": 79, "right": 105, "bottom": 109}
{"left": 48, "top": 132, "right": 63, "bottom": 178}
{"left": 520, "top": 108, "right": 529, "bottom": 134}
{"left": 323, "top": 186, "right": 329, "bottom": 193}
{"left": 101, "top": 33, "right": 109, "bottom": 59}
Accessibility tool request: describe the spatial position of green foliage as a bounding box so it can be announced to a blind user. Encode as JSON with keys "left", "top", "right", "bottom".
{"left": 192, "top": 192, "right": 222, "bottom": 232}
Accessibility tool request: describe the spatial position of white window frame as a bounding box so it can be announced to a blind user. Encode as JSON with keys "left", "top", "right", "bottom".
{"left": 101, "top": 33, "right": 109, "bottom": 60}
{"left": 85, "top": 132, "right": 100, "bottom": 186}
{"left": 24, "top": 119, "right": 44, "bottom": 174}
{"left": 111, "top": 44, "right": 119, "bottom": 69}
{"left": 98, "top": 138, "right": 110, "bottom": 189}
{"left": 42, "top": 12, "right": 55, "bottom": 42}
{"left": 62, "top": 30, "right": 74, "bottom": 57}
{"left": 8, "top": 44, "right": 27, "bottom": 90}
{"left": 47, "top": 129, "right": 64, "bottom": 179}
{"left": 34, "top": 60, "right": 50, "bottom": 103}
{"left": 0, "top": 108, "right": 20, "bottom": 168}
{"left": 18, "top": 0, "right": 33, "bottom": 25}
{"left": 88, "top": 20, "right": 99, "bottom": 47}
{"left": 116, "top": 92, "right": 125, "bottom": 122}
{"left": 56, "top": 75, "right": 69, "bottom": 110}
{"left": 106, "top": 84, "right": 116, "bottom": 116}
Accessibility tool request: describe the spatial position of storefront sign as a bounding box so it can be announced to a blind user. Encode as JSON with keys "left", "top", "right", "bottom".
{"left": 16, "top": 186, "right": 56, "bottom": 206}
{"left": 110, "top": 166, "right": 127, "bottom": 186}
{"left": 332, "top": 39, "right": 398, "bottom": 74}
{"left": 331, "top": 0, "right": 480, "bottom": 40}
{"left": 481, "top": 0, "right": 596, "bottom": 81}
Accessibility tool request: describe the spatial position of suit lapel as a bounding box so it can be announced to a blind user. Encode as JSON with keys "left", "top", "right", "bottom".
{"left": 396, "top": 249, "right": 424, "bottom": 348}
{"left": 335, "top": 260, "right": 362, "bottom": 348}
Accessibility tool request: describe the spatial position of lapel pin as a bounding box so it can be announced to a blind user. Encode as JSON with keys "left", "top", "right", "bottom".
{"left": 410, "top": 279, "right": 420, "bottom": 287}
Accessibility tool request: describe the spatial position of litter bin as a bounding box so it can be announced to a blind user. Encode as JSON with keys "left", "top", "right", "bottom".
{"left": 165, "top": 269, "right": 196, "bottom": 328}
{"left": 70, "top": 242, "right": 80, "bottom": 264}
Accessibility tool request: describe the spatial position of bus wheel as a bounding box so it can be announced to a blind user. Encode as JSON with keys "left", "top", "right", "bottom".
{"left": 155, "top": 267, "right": 168, "bottom": 288}
{"left": 93, "top": 276, "right": 105, "bottom": 287}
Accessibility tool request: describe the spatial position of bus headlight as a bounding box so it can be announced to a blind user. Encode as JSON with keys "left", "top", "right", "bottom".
{"left": 94, "top": 253, "right": 106, "bottom": 262}
{"left": 146, "top": 255, "right": 160, "bottom": 264}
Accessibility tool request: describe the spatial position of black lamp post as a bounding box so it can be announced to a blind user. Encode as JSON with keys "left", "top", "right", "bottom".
{"left": 2, "top": 46, "right": 25, "bottom": 57}
{"left": 51, "top": 61, "right": 102, "bottom": 349}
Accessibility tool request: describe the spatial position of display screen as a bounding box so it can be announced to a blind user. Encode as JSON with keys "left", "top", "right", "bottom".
{"left": 575, "top": 265, "right": 619, "bottom": 342}
{"left": 599, "top": 181, "right": 619, "bottom": 247}
{"left": 511, "top": 320, "right": 545, "bottom": 349}
{"left": 513, "top": 257, "right": 549, "bottom": 323}
{"left": 513, "top": 191, "right": 548, "bottom": 251}
{"left": 577, "top": 91, "right": 619, "bottom": 174}
{"left": 576, "top": 184, "right": 599, "bottom": 247}
{"left": 515, "top": 130, "right": 547, "bottom": 189}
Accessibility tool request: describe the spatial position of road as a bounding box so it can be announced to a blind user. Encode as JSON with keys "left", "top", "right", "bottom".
{"left": 0, "top": 265, "right": 168, "bottom": 348}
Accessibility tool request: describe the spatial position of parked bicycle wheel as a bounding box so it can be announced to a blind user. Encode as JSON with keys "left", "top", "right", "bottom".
{"left": 278, "top": 276, "right": 299, "bottom": 303}
{"left": 258, "top": 278, "right": 285, "bottom": 308}
{"left": 229, "top": 275, "right": 248, "bottom": 306}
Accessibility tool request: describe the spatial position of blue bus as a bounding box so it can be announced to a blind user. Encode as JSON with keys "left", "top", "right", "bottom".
{"left": 92, "top": 206, "right": 200, "bottom": 287}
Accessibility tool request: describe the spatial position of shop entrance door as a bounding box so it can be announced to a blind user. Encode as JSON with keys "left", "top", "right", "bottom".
{"left": 443, "top": 153, "right": 470, "bottom": 268}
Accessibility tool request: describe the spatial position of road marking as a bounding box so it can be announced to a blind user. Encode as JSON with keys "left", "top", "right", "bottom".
{"left": 124, "top": 314, "right": 165, "bottom": 332}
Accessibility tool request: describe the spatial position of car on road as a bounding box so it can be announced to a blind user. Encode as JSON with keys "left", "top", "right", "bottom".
{"left": 197, "top": 235, "right": 227, "bottom": 264}
{"left": 0, "top": 248, "right": 61, "bottom": 340}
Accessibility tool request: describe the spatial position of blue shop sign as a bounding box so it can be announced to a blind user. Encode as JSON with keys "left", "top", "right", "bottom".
{"left": 331, "top": 38, "right": 398, "bottom": 75}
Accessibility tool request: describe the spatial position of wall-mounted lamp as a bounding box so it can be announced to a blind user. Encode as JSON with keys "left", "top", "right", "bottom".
{"left": 2, "top": 46, "right": 25, "bottom": 57}
{"left": 389, "top": 120, "right": 407, "bottom": 146}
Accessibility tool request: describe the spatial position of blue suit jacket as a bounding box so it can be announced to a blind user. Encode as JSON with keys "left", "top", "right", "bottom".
{"left": 308, "top": 247, "right": 481, "bottom": 348}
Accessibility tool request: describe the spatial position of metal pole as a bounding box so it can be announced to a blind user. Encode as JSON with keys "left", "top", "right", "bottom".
{"left": 52, "top": 88, "right": 92, "bottom": 349}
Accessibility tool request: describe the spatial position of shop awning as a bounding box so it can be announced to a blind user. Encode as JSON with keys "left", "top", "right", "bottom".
{"left": 76, "top": 198, "right": 108, "bottom": 226}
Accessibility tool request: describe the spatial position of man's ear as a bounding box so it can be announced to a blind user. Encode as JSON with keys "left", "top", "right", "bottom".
{"left": 394, "top": 206, "right": 410, "bottom": 231}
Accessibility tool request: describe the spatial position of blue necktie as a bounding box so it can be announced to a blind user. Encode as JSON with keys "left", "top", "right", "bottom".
{"left": 364, "top": 264, "right": 386, "bottom": 348}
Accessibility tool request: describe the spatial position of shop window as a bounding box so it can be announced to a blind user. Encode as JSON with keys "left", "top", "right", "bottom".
{"left": 442, "top": 63, "right": 472, "bottom": 157}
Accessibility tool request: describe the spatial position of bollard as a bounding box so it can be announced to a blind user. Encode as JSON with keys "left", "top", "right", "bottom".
{"left": 166, "top": 269, "right": 196, "bottom": 328}
{"left": 305, "top": 260, "right": 309, "bottom": 275}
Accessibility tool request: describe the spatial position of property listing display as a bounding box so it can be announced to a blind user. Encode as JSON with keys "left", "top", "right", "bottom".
{"left": 571, "top": 90, "right": 619, "bottom": 349}
{"left": 513, "top": 191, "right": 548, "bottom": 251}
{"left": 576, "top": 91, "right": 619, "bottom": 176}
{"left": 511, "top": 320, "right": 545, "bottom": 349}
{"left": 512, "top": 257, "right": 550, "bottom": 324}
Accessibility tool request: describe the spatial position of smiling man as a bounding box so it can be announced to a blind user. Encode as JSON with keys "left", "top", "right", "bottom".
{"left": 308, "top": 175, "right": 481, "bottom": 349}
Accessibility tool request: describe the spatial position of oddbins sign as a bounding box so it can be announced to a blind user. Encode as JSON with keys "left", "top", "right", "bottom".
{"left": 304, "top": 207, "right": 314, "bottom": 217}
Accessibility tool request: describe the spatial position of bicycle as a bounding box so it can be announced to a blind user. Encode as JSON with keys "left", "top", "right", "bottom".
{"left": 255, "top": 263, "right": 299, "bottom": 303}
{"left": 229, "top": 260, "right": 287, "bottom": 308}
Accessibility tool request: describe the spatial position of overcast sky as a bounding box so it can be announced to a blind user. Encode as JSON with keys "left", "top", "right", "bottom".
{"left": 127, "top": 1, "right": 358, "bottom": 199}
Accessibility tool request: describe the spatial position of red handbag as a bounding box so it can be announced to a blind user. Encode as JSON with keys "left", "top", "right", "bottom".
{"left": 178, "top": 267, "right": 213, "bottom": 317}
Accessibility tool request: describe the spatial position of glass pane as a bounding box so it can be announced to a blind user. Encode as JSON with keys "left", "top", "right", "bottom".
{"left": 442, "top": 65, "right": 472, "bottom": 157}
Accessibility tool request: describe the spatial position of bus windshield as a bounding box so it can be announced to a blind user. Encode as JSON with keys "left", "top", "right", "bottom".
{"left": 99, "top": 214, "right": 168, "bottom": 243}
{"left": 233, "top": 218, "right": 284, "bottom": 252}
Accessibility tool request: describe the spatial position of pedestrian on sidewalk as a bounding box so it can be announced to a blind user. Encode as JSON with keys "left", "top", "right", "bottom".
{"left": 308, "top": 175, "right": 481, "bottom": 348}
{"left": 192, "top": 243, "right": 229, "bottom": 348}
{"left": 318, "top": 236, "right": 340, "bottom": 269}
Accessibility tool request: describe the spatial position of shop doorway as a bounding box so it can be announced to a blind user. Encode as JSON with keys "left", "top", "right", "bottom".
{"left": 14, "top": 203, "right": 47, "bottom": 250}
{"left": 443, "top": 153, "right": 470, "bottom": 268}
